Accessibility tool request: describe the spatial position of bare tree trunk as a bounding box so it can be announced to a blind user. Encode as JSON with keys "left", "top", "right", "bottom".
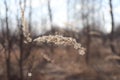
{"left": 109, "top": 0, "right": 114, "bottom": 39}
{"left": 109, "top": 0, "right": 116, "bottom": 54}
{"left": 86, "top": 20, "right": 91, "bottom": 64}
{"left": 29, "top": 0, "right": 32, "bottom": 34}
{"left": 19, "top": 0, "right": 26, "bottom": 80}
{"left": 47, "top": 0, "right": 54, "bottom": 53}
{"left": 80, "top": 0, "right": 91, "bottom": 64}
{"left": 47, "top": 0, "right": 53, "bottom": 27}
{"left": 19, "top": 29, "right": 24, "bottom": 80}
{"left": 6, "top": 49, "right": 11, "bottom": 80}
{"left": 4, "top": 0, "right": 11, "bottom": 79}
{"left": 67, "top": 0, "right": 70, "bottom": 23}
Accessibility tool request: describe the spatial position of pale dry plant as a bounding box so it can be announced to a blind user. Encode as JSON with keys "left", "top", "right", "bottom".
{"left": 20, "top": 3, "right": 32, "bottom": 43}
{"left": 33, "top": 35, "right": 85, "bottom": 55}
{"left": 20, "top": 5, "right": 85, "bottom": 56}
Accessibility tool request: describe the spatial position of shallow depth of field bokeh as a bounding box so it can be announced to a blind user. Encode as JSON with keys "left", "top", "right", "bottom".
{"left": 0, "top": 0, "right": 120, "bottom": 80}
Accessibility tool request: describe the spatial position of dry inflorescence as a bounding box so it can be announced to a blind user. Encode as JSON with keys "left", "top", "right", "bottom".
{"left": 33, "top": 35, "right": 85, "bottom": 55}
{"left": 21, "top": 6, "right": 32, "bottom": 43}
{"left": 20, "top": 6, "right": 85, "bottom": 56}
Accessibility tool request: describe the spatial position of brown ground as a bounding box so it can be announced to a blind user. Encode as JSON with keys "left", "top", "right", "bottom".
{"left": 0, "top": 33, "right": 120, "bottom": 80}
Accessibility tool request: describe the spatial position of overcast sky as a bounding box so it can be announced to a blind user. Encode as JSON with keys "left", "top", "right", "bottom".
{"left": 0, "top": 0, "right": 120, "bottom": 33}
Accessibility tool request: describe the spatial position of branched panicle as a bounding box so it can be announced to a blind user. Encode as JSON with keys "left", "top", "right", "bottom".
{"left": 20, "top": 6, "right": 85, "bottom": 55}
{"left": 33, "top": 35, "right": 85, "bottom": 55}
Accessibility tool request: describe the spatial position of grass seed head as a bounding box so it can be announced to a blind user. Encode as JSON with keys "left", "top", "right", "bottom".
{"left": 33, "top": 35, "right": 85, "bottom": 55}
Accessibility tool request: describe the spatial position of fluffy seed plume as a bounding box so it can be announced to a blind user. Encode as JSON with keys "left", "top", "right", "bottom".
{"left": 33, "top": 35, "right": 85, "bottom": 55}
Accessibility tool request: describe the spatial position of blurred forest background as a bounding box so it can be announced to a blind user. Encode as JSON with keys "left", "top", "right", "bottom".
{"left": 0, "top": 0, "right": 120, "bottom": 80}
